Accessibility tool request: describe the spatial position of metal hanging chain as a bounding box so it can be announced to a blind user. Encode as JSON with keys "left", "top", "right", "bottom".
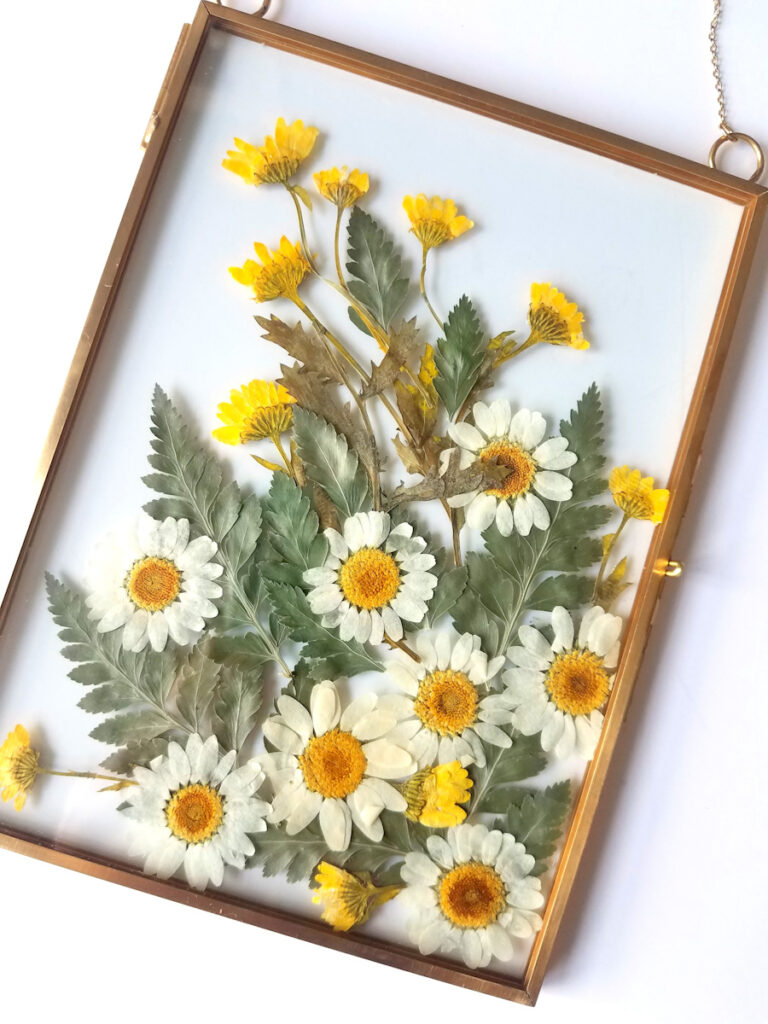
{"left": 707, "top": 0, "right": 764, "bottom": 182}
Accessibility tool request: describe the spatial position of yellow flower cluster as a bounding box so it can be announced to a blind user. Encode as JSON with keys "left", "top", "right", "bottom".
{"left": 312, "top": 862, "right": 402, "bottom": 931}
{"left": 402, "top": 761, "right": 473, "bottom": 827}
{"left": 0, "top": 725, "right": 39, "bottom": 811}
{"left": 223, "top": 118, "right": 318, "bottom": 186}
{"left": 528, "top": 283, "right": 589, "bottom": 350}
{"left": 314, "top": 167, "right": 369, "bottom": 208}
{"left": 403, "top": 194, "right": 473, "bottom": 250}
{"left": 213, "top": 380, "right": 296, "bottom": 446}
{"left": 229, "top": 237, "right": 310, "bottom": 303}
{"left": 609, "top": 466, "right": 669, "bottom": 523}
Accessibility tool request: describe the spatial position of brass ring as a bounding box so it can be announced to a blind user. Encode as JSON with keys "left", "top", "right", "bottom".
{"left": 708, "top": 131, "right": 765, "bottom": 183}
{"left": 215, "top": 0, "right": 272, "bottom": 15}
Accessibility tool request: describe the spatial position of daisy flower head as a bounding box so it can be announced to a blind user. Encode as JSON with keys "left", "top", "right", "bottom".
{"left": 401, "top": 823, "right": 544, "bottom": 969}
{"left": 213, "top": 379, "right": 295, "bottom": 446}
{"left": 229, "top": 237, "right": 310, "bottom": 303}
{"left": 503, "top": 605, "right": 622, "bottom": 760}
{"left": 123, "top": 733, "right": 270, "bottom": 891}
{"left": 388, "top": 631, "right": 510, "bottom": 768}
{"left": 527, "top": 283, "right": 589, "bottom": 350}
{"left": 314, "top": 167, "right": 370, "bottom": 208}
{"left": 303, "top": 511, "right": 437, "bottom": 645}
{"left": 261, "top": 680, "right": 416, "bottom": 852}
{"left": 609, "top": 465, "right": 669, "bottom": 523}
{"left": 222, "top": 117, "right": 318, "bottom": 186}
{"left": 312, "top": 861, "right": 401, "bottom": 931}
{"left": 402, "top": 194, "right": 473, "bottom": 251}
{"left": 0, "top": 725, "right": 40, "bottom": 811}
{"left": 446, "top": 399, "right": 576, "bottom": 537}
{"left": 402, "top": 761, "right": 473, "bottom": 828}
{"left": 86, "top": 512, "right": 222, "bottom": 653}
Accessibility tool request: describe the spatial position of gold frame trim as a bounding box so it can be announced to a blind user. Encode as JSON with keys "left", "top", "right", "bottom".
{"left": 1, "top": 3, "right": 765, "bottom": 1005}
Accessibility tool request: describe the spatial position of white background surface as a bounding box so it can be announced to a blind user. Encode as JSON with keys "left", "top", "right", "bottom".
{"left": 0, "top": 1, "right": 767, "bottom": 1020}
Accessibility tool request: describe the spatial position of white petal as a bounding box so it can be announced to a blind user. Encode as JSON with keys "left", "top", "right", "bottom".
{"left": 533, "top": 470, "right": 573, "bottom": 501}
{"left": 338, "top": 605, "right": 360, "bottom": 641}
{"left": 513, "top": 495, "right": 533, "bottom": 536}
{"left": 343, "top": 514, "right": 366, "bottom": 551}
{"left": 448, "top": 421, "right": 486, "bottom": 452}
{"left": 495, "top": 499, "right": 515, "bottom": 536}
{"left": 426, "top": 835, "right": 454, "bottom": 869}
{"left": 354, "top": 609, "right": 372, "bottom": 644}
{"left": 362, "top": 740, "right": 414, "bottom": 778}
{"left": 381, "top": 605, "right": 403, "bottom": 640}
{"left": 325, "top": 528, "right": 348, "bottom": 560}
{"left": 474, "top": 722, "right": 512, "bottom": 747}
{"left": 307, "top": 584, "right": 343, "bottom": 614}
{"left": 319, "top": 798, "right": 352, "bottom": 851}
{"left": 553, "top": 715, "right": 576, "bottom": 758}
{"left": 461, "top": 930, "right": 484, "bottom": 969}
{"left": 541, "top": 710, "right": 565, "bottom": 751}
{"left": 578, "top": 605, "right": 604, "bottom": 647}
{"left": 177, "top": 535, "right": 218, "bottom": 571}
{"left": 122, "top": 609, "right": 149, "bottom": 652}
{"left": 303, "top": 566, "right": 336, "bottom": 586}
{"left": 277, "top": 696, "right": 314, "bottom": 742}
{"left": 526, "top": 492, "right": 551, "bottom": 530}
{"left": 285, "top": 788, "right": 323, "bottom": 834}
{"left": 519, "top": 624, "right": 552, "bottom": 660}
{"left": 262, "top": 719, "right": 304, "bottom": 755}
{"left": 450, "top": 633, "right": 475, "bottom": 671}
{"left": 310, "top": 680, "right": 341, "bottom": 735}
{"left": 466, "top": 493, "right": 497, "bottom": 532}
{"left": 471, "top": 402, "right": 496, "bottom": 438}
{"left": 551, "top": 606, "right": 574, "bottom": 652}
{"left": 587, "top": 611, "right": 623, "bottom": 657}
{"left": 512, "top": 697, "right": 550, "bottom": 735}
{"left": 575, "top": 714, "right": 601, "bottom": 759}
{"left": 490, "top": 399, "right": 512, "bottom": 436}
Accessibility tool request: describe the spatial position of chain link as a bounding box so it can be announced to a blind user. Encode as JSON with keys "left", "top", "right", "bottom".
{"left": 709, "top": 0, "right": 732, "bottom": 135}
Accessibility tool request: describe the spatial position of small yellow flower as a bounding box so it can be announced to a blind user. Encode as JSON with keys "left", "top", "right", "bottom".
{"left": 402, "top": 761, "right": 473, "bottom": 828}
{"left": 312, "top": 862, "right": 402, "bottom": 931}
{"left": 402, "top": 194, "right": 473, "bottom": 250}
{"left": 609, "top": 466, "right": 670, "bottom": 523}
{"left": 213, "top": 380, "right": 296, "bottom": 446}
{"left": 222, "top": 117, "right": 319, "bottom": 186}
{"left": 229, "top": 237, "right": 311, "bottom": 302}
{"left": 527, "top": 283, "right": 590, "bottom": 350}
{"left": 314, "top": 167, "right": 369, "bottom": 208}
{"left": 0, "top": 725, "right": 40, "bottom": 811}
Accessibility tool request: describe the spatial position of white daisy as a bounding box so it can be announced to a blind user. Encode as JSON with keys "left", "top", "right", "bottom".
{"left": 400, "top": 822, "right": 544, "bottom": 969}
{"left": 86, "top": 512, "right": 223, "bottom": 653}
{"left": 260, "top": 680, "right": 416, "bottom": 851}
{"left": 444, "top": 400, "right": 576, "bottom": 537}
{"left": 303, "top": 511, "right": 437, "bottom": 645}
{"left": 387, "top": 631, "right": 511, "bottom": 768}
{"left": 502, "top": 605, "right": 622, "bottom": 760}
{"left": 123, "top": 733, "right": 270, "bottom": 891}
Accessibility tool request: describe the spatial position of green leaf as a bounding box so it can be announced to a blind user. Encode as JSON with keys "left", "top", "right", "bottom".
{"left": 560, "top": 382, "right": 607, "bottom": 501}
{"left": 100, "top": 738, "right": 170, "bottom": 775}
{"left": 427, "top": 565, "right": 468, "bottom": 626}
{"left": 496, "top": 781, "right": 572, "bottom": 874}
{"left": 265, "top": 582, "right": 382, "bottom": 679}
{"left": 213, "top": 666, "right": 264, "bottom": 752}
{"left": 175, "top": 649, "right": 220, "bottom": 734}
{"left": 89, "top": 710, "right": 171, "bottom": 746}
{"left": 346, "top": 208, "right": 409, "bottom": 331}
{"left": 347, "top": 305, "right": 374, "bottom": 337}
{"left": 262, "top": 472, "right": 328, "bottom": 575}
{"left": 470, "top": 733, "right": 548, "bottom": 814}
{"left": 525, "top": 572, "right": 593, "bottom": 612}
{"left": 292, "top": 407, "right": 370, "bottom": 518}
{"left": 46, "top": 574, "right": 182, "bottom": 764}
{"left": 433, "top": 296, "right": 486, "bottom": 418}
{"left": 143, "top": 385, "right": 240, "bottom": 541}
{"left": 451, "top": 552, "right": 513, "bottom": 655}
{"left": 292, "top": 184, "right": 313, "bottom": 210}
{"left": 221, "top": 492, "right": 262, "bottom": 574}
{"left": 206, "top": 633, "right": 275, "bottom": 674}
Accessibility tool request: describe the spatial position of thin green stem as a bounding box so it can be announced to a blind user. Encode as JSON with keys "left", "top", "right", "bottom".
{"left": 285, "top": 185, "right": 318, "bottom": 274}
{"left": 451, "top": 508, "right": 463, "bottom": 567}
{"left": 333, "top": 205, "right": 346, "bottom": 287}
{"left": 272, "top": 434, "right": 295, "bottom": 478}
{"left": 38, "top": 768, "right": 138, "bottom": 787}
{"left": 593, "top": 513, "right": 629, "bottom": 602}
{"left": 420, "top": 246, "right": 443, "bottom": 329}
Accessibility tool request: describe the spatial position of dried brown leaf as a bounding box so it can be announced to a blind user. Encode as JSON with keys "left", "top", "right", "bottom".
{"left": 362, "top": 318, "right": 421, "bottom": 398}
{"left": 256, "top": 315, "right": 345, "bottom": 385}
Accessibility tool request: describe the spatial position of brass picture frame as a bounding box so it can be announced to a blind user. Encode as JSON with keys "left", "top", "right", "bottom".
{"left": 0, "top": 3, "right": 765, "bottom": 1005}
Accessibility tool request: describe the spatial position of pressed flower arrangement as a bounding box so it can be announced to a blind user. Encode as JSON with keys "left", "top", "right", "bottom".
{"left": 0, "top": 111, "right": 675, "bottom": 974}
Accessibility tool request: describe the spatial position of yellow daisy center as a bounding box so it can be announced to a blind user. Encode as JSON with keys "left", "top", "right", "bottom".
{"left": 166, "top": 784, "right": 224, "bottom": 844}
{"left": 480, "top": 440, "right": 537, "bottom": 499}
{"left": 612, "top": 486, "right": 657, "bottom": 520}
{"left": 338, "top": 548, "right": 401, "bottom": 610}
{"left": 439, "top": 862, "right": 507, "bottom": 929}
{"left": 545, "top": 649, "right": 610, "bottom": 716}
{"left": 299, "top": 729, "right": 367, "bottom": 799}
{"left": 126, "top": 556, "right": 181, "bottom": 612}
{"left": 414, "top": 670, "right": 478, "bottom": 736}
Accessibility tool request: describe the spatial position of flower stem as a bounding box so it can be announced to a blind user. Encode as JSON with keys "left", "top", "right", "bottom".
{"left": 420, "top": 246, "right": 443, "bottom": 330}
{"left": 451, "top": 508, "right": 463, "bottom": 567}
{"left": 593, "top": 513, "right": 629, "bottom": 602}
{"left": 273, "top": 434, "right": 297, "bottom": 480}
{"left": 384, "top": 635, "right": 419, "bottom": 661}
{"left": 285, "top": 184, "right": 318, "bottom": 275}
{"left": 334, "top": 206, "right": 346, "bottom": 288}
{"left": 38, "top": 768, "right": 138, "bottom": 788}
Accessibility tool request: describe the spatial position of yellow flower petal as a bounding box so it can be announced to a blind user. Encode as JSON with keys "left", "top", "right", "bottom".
{"left": 222, "top": 117, "right": 319, "bottom": 186}
{"left": 609, "top": 465, "right": 669, "bottom": 523}
{"left": 311, "top": 861, "right": 401, "bottom": 931}
{"left": 314, "top": 166, "right": 370, "bottom": 208}
{"left": 403, "top": 761, "right": 473, "bottom": 827}
{"left": 0, "top": 724, "right": 39, "bottom": 811}
{"left": 402, "top": 193, "right": 474, "bottom": 250}
{"left": 212, "top": 380, "right": 296, "bottom": 446}
{"left": 229, "top": 237, "right": 310, "bottom": 303}
{"left": 527, "top": 282, "right": 590, "bottom": 350}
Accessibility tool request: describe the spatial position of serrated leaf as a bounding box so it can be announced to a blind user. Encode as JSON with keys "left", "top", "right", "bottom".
{"left": 263, "top": 472, "right": 328, "bottom": 573}
{"left": 213, "top": 666, "right": 264, "bottom": 752}
{"left": 100, "top": 737, "right": 170, "bottom": 774}
{"left": 346, "top": 208, "right": 409, "bottom": 331}
{"left": 452, "top": 552, "right": 518, "bottom": 656}
{"left": 362, "top": 318, "right": 421, "bottom": 398}
{"left": 525, "top": 573, "right": 593, "bottom": 612}
{"left": 427, "top": 566, "right": 468, "bottom": 626}
{"left": 433, "top": 296, "right": 486, "bottom": 418}
{"left": 90, "top": 709, "right": 171, "bottom": 746}
{"left": 348, "top": 305, "right": 374, "bottom": 337}
{"left": 292, "top": 407, "right": 370, "bottom": 518}
{"left": 221, "top": 492, "right": 262, "bottom": 573}
{"left": 470, "top": 733, "right": 547, "bottom": 814}
{"left": 256, "top": 315, "right": 345, "bottom": 385}
{"left": 46, "top": 574, "right": 181, "bottom": 750}
{"left": 266, "top": 582, "right": 382, "bottom": 678}
{"left": 496, "top": 781, "right": 572, "bottom": 874}
{"left": 175, "top": 649, "right": 220, "bottom": 733}
{"left": 206, "top": 633, "right": 275, "bottom": 674}
{"left": 560, "top": 382, "right": 607, "bottom": 501}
